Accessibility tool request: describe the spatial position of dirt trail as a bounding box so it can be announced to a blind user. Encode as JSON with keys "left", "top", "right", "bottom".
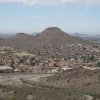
{"left": 0, "top": 73, "right": 53, "bottom": 86}
{"left": 85, "top": 95, "right": 94, "bottom": 100}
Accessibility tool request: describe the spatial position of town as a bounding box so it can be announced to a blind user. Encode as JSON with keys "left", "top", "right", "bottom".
{"left": 0, "top": 43, "right": 100, "bottom": 74}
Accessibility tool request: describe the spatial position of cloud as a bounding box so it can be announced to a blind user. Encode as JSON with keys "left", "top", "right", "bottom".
{"left": 0, "top": 15, "right": 46, "bottom": 21}
{"left": 0, "top": 0, "right": 100, "bottom": 5}
{"left": 76, "top": 0, "right": 100, "bottom": 5}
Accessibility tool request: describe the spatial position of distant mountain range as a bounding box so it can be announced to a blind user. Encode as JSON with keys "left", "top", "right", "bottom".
{"left": 72, "top": 33, "right": 90, "bottom": 37}
{"left": 0, "top": 27, "right": 98, "bottom": 53}
{"left": 72, "top": 33, "right": 100, "bottom": 43}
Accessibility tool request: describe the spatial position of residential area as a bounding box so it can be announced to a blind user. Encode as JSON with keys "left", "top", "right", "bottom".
{"left": 0, "top": 43, "right": 100, "bottom": 74}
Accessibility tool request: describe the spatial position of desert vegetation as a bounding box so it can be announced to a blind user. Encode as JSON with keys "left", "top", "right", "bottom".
{"left": 0, "top": 27, "right": 100, "bottom": 100}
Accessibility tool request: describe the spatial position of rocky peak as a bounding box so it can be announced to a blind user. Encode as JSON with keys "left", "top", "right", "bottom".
{"left": 43, "top": 27, "right": 62, "bottom": 33}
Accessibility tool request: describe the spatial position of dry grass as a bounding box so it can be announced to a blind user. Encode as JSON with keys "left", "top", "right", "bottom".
{"left": 0, "top": 84, "right": 85, "bottom": 100}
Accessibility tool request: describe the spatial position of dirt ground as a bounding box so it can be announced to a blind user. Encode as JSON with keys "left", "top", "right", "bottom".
{"left": 0, "top": 73, "right": 53, "bottom": 86}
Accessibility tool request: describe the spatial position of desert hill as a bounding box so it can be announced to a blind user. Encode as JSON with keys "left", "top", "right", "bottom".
{"left": 41, "top": 67, "right": 100, "bottom": 95}
{"left": 32, "top": 27, "right": 96, "bottom": 55}
{"left": 0, "top": 27, "right": 97, "bottom": 53}
{"left": 0, "top": 33, "right": 34, "bottom": 50}
{"left": 33, "top": 27, "right": 91, "bottom": 48}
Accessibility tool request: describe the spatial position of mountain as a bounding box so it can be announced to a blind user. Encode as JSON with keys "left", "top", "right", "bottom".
{"left": 0, "top": 27, "right": 97, "bottom": 52}
{"left": 72, "top": 33, "right": 90, "bottom": 37}
{"left": 42, "top": 67, "right": 100, "bottom": 94}
{"left": 0, "top": 33, "right": 34, "bottom": 50}
{"left": 32, "top": 27, "right": 92, "bottom": 50}
{"left": 12, "top": 33, "right": 33, "bottom": 40}
{"left": 72, "top": 33, "right": 100, "bottom": 43}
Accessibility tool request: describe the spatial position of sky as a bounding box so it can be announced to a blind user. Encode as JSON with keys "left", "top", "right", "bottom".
{"left": 0, "top": 0, "right": 100, "bottom": 34}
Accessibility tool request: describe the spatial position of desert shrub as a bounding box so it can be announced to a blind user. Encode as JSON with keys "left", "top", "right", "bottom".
{"left": 95, "top": 61, "right": 100, "bottom": 67}
{"left": 0, "top": 84, "right": 85, "bottom": 100}
{"left": 0, "top": 63, "right": 4, "bottom": 66}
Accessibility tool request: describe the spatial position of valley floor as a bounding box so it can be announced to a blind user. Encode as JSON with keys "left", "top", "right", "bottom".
{"left": 0, "top": 72, "right": 100, "bottom": 100}
{"left": 0, "top": 73, "right": 53, "bottom": 86}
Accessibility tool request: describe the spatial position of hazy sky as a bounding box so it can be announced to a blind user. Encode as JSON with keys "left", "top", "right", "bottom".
{"left": 0, "top": 0, "right": 100, "bottom": 34}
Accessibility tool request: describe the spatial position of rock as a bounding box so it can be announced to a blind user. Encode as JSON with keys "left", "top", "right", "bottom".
{"left": 27, "top": 95, "right": 33, "bottom": 100}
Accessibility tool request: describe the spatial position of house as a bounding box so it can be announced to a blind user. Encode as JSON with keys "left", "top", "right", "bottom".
{"left": 61, "top": 66, "right": 73, "bottom": 72}
{"left": 14, "top": 69, "right": 19, "bottom": 72}
{"left": 0, "top": 66, "right": 13, "bottom": 73}
{"left": 83, "top": 66, "right": 100, "bottom": 70}
{"left": 52, "top": 68, "right": 59, "bottom": 73}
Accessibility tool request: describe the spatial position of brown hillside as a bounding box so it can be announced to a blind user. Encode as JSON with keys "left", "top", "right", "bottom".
{"left": 0, "top": 27, "right": 97, "bottom": 52}
{"left": 33, "top": 27, "right": 91, "bottom": 47}
{"left": 41, "top": 68, "right": 100, "bottom": 94}
{"left": 32, "top": 27, "right": 93, "bottom": 53}
{"left": 0, "top": 33, "right": 34, "bottom": 50}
